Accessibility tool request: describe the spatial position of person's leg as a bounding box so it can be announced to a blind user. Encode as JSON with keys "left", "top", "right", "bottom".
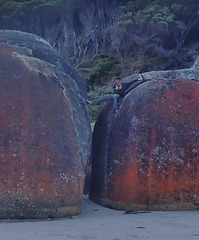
{"left": 91, "top": 94, "right": 115, "bottom": 105}
{"left": 113, "top": 94, "right": 120, "bottom": 110}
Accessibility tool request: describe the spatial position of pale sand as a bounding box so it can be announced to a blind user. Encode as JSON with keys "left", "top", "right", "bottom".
{"left": 0, "top": 195, "right": 198, "bottom": 240}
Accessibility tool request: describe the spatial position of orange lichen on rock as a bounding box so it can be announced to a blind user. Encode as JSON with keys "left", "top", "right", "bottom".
{"left": 0, "top": 31, "right": 91, "bottom": 218}
{"left": 90, "top": 79, "right": 199, "bottom": 210}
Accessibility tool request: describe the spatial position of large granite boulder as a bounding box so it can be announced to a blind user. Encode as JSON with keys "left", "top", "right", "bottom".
{"left": 90, "top": 77, "right": 199, "bottom": 210}
{"left": 0, "top": 30, "right": 91, "bottom": 218}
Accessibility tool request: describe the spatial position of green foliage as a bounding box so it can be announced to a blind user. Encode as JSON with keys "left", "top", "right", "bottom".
{"left": 133, "top": 0, "right": 199, "bottom": 53}
{"left": 79, "top": 53, "right": 121, "bottom": 123}
{"left": 79, "top": 59, "right": 96, "bottom": 69}
{"left": 134, "top": 0, "right": 154, "bottom": 10}
{"left": 82, "top": 0, "right": 199, "bottom": 121}
{"left": 118, "top": 12, "right": 134, "bottom": 25}
{"left": 135, "top": 5, "right": 175, "bottom": 33}
{"left": 171, "top": 3, "right": 182, "bottom": 13}
{"left": 0, "top": 0, "right": 63, "bottom": 18}
{"left": 117, "top": 3, "right": 134, "bottom": 26}
{"left": 85, "top": 53, "right": 120, "bottom": 87}
{"left": 151, "top": 0, "right": 199, "bottom": 23}
{"left": 87, "top": 85, "right": 113, "bottom": 123}
{"left": 134, "top": 55, "right": 169, "bottom": 73}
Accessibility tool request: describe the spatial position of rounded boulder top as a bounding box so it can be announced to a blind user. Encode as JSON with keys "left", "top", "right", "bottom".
{"left": 90, "top": 78, "right": 199, "bottom": 211}
{"left": 0, "top": 30, "right": 91, "bottom": 218}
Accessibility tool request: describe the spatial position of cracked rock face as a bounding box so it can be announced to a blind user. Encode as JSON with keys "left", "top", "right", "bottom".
{"left": 90, "top": 78, "right": 199, "bottom": 211}
{"left": 0, "top": 30, "right": 91, "bottom": 218}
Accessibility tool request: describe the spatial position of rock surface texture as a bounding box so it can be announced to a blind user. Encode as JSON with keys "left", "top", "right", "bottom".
{"left": 90, "top": 77, "right": 199, "bottom": 211}
{"left": 0, "top": 30, "right": 91, "bottom": 218}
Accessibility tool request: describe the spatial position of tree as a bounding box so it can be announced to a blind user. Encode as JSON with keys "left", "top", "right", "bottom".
{"left": 139, "top": 0, "right": 199, "bottom": 52}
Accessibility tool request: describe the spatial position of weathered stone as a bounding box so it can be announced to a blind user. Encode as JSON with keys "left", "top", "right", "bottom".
{"left": 124, "top": 68, "right": 199, "bottom": 83}
{"left": 90, "top": 78, "right": 199, "bottom": 211}
{"left": 0, "top": 30, "right": 91, "bottom": 218}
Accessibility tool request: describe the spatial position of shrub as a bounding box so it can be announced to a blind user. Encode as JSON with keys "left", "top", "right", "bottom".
{"left": 85, "top": 53, "right": 120, "bottom": 87}
{"left": 87, "top": 85, "right": 113, "bottom": 123}
{"left": 134, "top": 54, "right": 169, "bottom": 72}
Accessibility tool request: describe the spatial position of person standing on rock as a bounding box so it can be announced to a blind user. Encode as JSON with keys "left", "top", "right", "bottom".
{"left": 87, "top": 76, "right": 143, "bottom": 113}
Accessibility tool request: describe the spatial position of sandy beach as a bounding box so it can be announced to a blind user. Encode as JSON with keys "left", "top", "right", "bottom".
{"left": 0, "top": 195, "right": 198, "bottom": 240}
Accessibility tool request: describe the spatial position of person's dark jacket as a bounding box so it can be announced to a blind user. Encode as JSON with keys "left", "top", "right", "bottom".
{"left": 113, "top": 82, "right": 131, "bottom": 96}
{"left": 113, "top": 78, "right": 145, "bottom": 97}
